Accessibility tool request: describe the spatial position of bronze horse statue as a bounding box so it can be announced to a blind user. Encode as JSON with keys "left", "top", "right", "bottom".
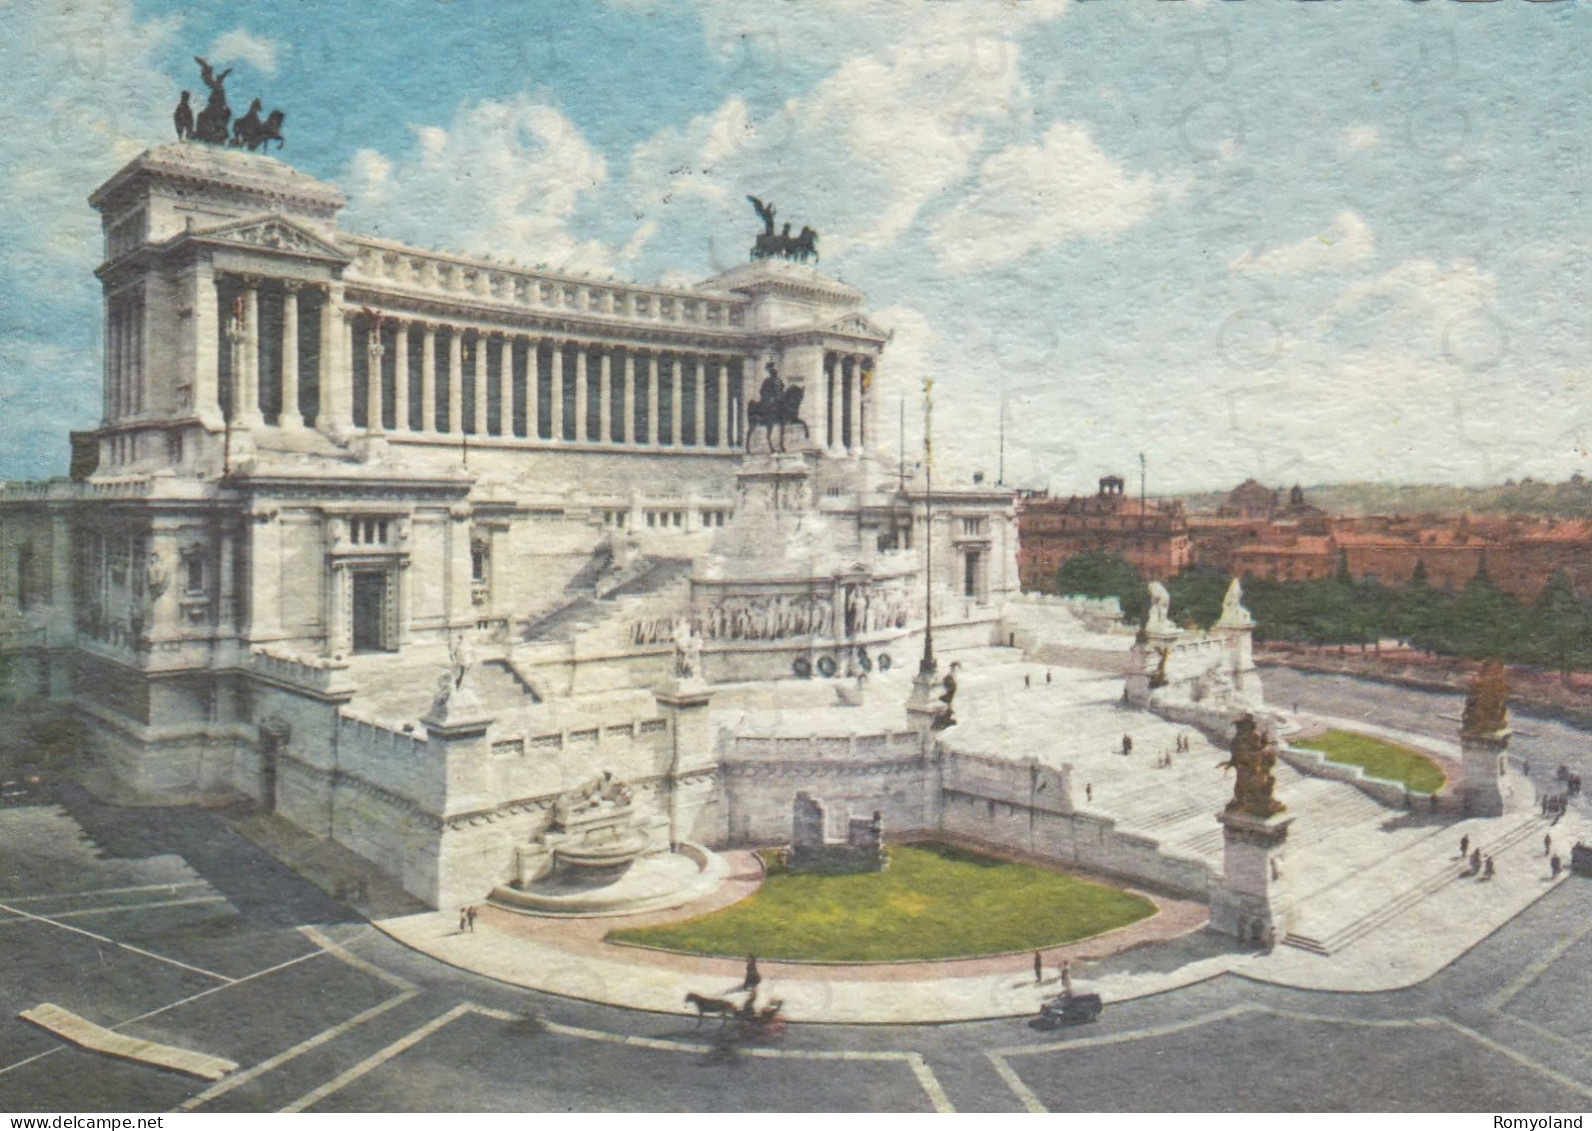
{"left": 744, "top": 362, "right": 807, "bottom": 453}
{"left": 231, "top": 99, "right": 286, "bottom": 152}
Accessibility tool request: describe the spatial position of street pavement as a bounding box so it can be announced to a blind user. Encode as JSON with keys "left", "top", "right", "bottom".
{"left": 2, "top": 670, "right": 1590, "bottom": 1113}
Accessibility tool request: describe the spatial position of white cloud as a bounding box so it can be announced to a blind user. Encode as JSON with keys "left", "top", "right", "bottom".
{"left": 340, "top": 95, "right": 615, "bottom": 275}
{"left": 926, "top": 122, "right": 1172, "bottom": 272}
{"left": 1229, "top": 210, "right": 1375, "bottom": 276}
{"left": 1339, "top": 125, "right": 1382, "bottom": 153}
{"left": 625, "top": 5, "right": 1063, "bottom": 261}
{"left": 0, "top": 0, "right": 177, "bottom": 474}
{"left": 206, "top": 29, "right": 281, "bottom": 77}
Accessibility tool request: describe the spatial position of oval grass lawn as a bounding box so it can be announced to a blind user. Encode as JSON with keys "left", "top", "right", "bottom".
{"left": 607, "top": 842, "right": 1157, "bottom": 963}
{"left": 1292, "top": 729, "right": 1448, "bottom": 794}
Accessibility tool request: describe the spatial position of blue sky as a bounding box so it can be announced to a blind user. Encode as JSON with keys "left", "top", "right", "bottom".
{"left": 3, "top": 0, "right": 1591, "bottom": 492}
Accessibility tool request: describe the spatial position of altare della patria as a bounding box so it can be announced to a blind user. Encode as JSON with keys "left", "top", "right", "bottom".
{"left": 0, "top": 58, "right": 1576, "bottom": 1034}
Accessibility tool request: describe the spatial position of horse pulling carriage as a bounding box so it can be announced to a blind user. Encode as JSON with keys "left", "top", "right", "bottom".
{"left": 685, "top": 990, "right": 787, "bottom": 1040}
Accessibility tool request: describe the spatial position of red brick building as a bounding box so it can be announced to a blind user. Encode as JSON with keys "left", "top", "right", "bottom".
{"left": 1018, "top": 476, "right": 1193, "bottom": 590}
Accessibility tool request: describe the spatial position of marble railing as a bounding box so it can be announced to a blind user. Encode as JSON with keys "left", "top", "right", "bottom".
{"left": 247, "top": 646, "right": 356, "bottom": 696}
{"left": 343, "top": 237, "right": 747, "bottom": 332}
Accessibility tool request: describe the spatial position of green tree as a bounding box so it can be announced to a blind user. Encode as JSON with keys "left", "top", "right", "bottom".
{"left": 1166, "top": 566, "right": 1230, "bottom": 630}
{"left": 1054, "top": 551, "right": 1146, "bottom": 623}
{"left": 1445, "top": 560, "right": 1522, "bottom": 661}
{"left": 1525, "top": 568, "right": 1586, "bottom": 681}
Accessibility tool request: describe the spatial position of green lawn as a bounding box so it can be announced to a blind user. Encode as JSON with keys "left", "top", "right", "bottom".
{"left": 1292, "top": 730, "right": 1448, "bottom": 794}
{"left": 607, "top": 842, "right": 1157, "bottom": 963}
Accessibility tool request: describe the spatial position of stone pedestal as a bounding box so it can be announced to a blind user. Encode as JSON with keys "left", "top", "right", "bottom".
{"left": 1210, "top": 809, "right": 1294, "bottom": 946}
{"left": 657, "top": 679, "right": 716, "bottom": 845}
{"left": 1461, "top": 729, "right": 1512, "bottom": 817}
{"left": 1125, "top": 628, "right": 1180, "bottom": 708}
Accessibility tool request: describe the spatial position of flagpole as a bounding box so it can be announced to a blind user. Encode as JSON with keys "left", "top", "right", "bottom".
{"left": 919, "top": 377, "right": 935, "bottom": 679}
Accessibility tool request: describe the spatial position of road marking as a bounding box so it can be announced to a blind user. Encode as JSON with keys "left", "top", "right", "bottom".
{"left": 297, "top": 925, "right": 416, "bottom": 992}
{"left": 0, "top": 942, "right": 328, "bottom": 1078}
{"left": 0, "top": 895, "right": 230, "bottom": 925}
{"left": 1487, "top": 917, "right": 1592, "bottom": 1011}
{"left": 175, "top": 989, "right": 420, "bottom": 1111}
{"left": 989, "top": 1004, "right": 1259, "bottom": 1060}
{"left": 1438, "top": 1017, "right": 1592, "bottom": 1103}
{"left": 279, "top": 1003, "right": 473, "bottom": 1113}
{"left": 986, "top": 1052, "right": 1047, "bottom": 1113}
{"left": 0, "top": 899, "right": 233, "bottom": 983}
{"left": 284, "top": 1003, "right": 954, "bottom": 1113}
{"left": 1, "top": 881, "right": 210, "bottom": 904}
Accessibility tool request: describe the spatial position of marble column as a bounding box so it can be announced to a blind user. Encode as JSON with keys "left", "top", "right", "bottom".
{"left": 645, "top": 352, "right": 659, "bottom": 446}
{"left": 319, "top": 285, "right": 351, "bottom": 434}
{"left": 182, "top": 260, "right": 221, "bottom": 425}
{"left": 598, "top": 348, "right": 612, "bottom": 443}
{"left": 827, "top": 354, "right": 841, "bottom": 453}
{"left": 217, "top": 529, "right": 237, "bottom": 635}
{"left": 225, "top": 302, "right": 247, "bottom": 425}
{"left": 715, "top": 358, "right": 729, "bottom": 448}
{"left": 472, "top": 332, "right": 488, "bottom": 435}
{"left": 365, "top": 322, "right": 386, "bottom": 433}
{"left": 392, "top": 319, "right": 410, "bottom": 431}
{"left": 340, "top": 310, "right": 356, "bottom": 429}
{"left": 850, "top": 356, "right": 865, "bottom": 455}
{"left": 446, "top": 329, "right": 463, "bottom": 435}
{"left": 621, "top": 351, "right": 635, "bottom": 444}
{"left": 669, "top": 355, "right": 683, "bottom": 447}
{"left": 693, "top": 355, "right": 707, "bottom": 447}
{"left": 574, "top": 344, "right": 589, "bottom": 442}
{"left": 526, "top": 337, "right": 540, "bottom": 440}
{"left": 279, "top": 282, "right": 303, "bottom": 429}
{"left": 238, "top": 282, "right": 264, "bottom": 427}
{"left": 420, "top": 324, "right": 437, "bottom": 433}
{"left": 554, "top": 341, "right": 569, "bottom": 441}
{"left": 496, "top": 336, "right": 513, "bottom": 437}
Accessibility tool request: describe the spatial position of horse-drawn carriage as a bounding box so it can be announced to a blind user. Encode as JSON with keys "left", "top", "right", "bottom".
{"left": 685, "top": 990, "right": 786, "bottom": 1040}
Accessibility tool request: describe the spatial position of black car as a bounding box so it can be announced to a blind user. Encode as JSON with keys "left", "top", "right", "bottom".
{"left": 1031, "top": 992, "right": 1103, "bottom": 1029}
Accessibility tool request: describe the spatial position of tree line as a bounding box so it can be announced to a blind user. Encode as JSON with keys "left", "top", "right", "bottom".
{"left": 1052, "top": 551, "right": 1592, "bottom": 678}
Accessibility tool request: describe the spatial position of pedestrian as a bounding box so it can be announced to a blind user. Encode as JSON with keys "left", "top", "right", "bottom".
{"left": 1061, "top": 960, "right": 1073, "bottom": 997}
{"left": 1024, "top": 674, "right": 1031, "bottom": 690}
{"left": 744, "top": 954, "right": 761, "bottom": 992}
{"left": 1470, "top": 848, "right": 1482, "bottom": 874}
{"left": 1523, "top": 760, "right": 1530, "bottom": 777}
{"left": 1033, "top": 950, "right": 1043, "bottom": 984}
{"left": 1122, "top": 734, "right": 1133, "bottom": 756}
{"left": 1460, "top": 835, "right": 1469, "bottom": 859}
{"left": 1545, "top": 833, "right": 1553, "bottom": 857}
{"left": 1551, "top": 855, "right": 1563, "bottom": 878}
{"left": 467, "top": 905, "right": 477, "bottom": 932}
{"left": 459, "top": 907, "right": 469, "bottom": 932}
{"left": 1046, "top": 669, "right": 1052, "bottom": 684}
{"left": 1085, "top": 783, "right": 1092, "bottom": 803}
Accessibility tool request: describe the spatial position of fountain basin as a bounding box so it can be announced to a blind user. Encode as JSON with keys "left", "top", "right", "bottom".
{"left": 489, "top": 842, "right": 728, "bottom": 918}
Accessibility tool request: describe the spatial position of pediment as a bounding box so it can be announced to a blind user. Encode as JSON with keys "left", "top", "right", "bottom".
{"left": 822, "top": 312, "right": 890, "bottom": 342}
{"left": 188, "top": 215, "right": 352, "bottom": 263}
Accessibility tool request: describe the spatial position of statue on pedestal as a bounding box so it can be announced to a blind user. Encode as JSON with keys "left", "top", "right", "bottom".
{"left": 1219, "top": 713, "right": 1285, "bottom": 818}
{"left": 744, "top": 362, "right": 808, "bottom": 454}
{"left": 1215, "top": 577, "right": 1254, "bottom": 628}
{"left": 1461, "top": 661, "right": 1510, "bottom": 737}
{"left": 672, "top": 616, "right": 704, "bottom": 682}
{"left": 1144, "top": 580, "right": 1175, "bottom": 635}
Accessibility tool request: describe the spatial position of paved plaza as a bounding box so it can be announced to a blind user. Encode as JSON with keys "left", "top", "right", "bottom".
{"left": 3, "top": 671, "right": 1591, "bottom": 1112}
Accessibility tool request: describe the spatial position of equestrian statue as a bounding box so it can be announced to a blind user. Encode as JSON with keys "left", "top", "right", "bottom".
{"left": 744, "top": 362, "right": 808, "bottom": 454}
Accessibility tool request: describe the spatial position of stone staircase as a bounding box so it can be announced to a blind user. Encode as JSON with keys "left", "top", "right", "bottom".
{"left": 1283, "top": 810, "right": 1548, "bottom": 956}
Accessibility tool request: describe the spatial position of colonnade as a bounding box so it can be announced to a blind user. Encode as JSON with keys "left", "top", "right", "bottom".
{"left": 202, "top": 273, "right": 748, "bottom": 449}
{"left": 823, "top": 351, "right": 874, "bottom": 455}
{"left": 349, "top": 317, "right": 746, "bottom": 449}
